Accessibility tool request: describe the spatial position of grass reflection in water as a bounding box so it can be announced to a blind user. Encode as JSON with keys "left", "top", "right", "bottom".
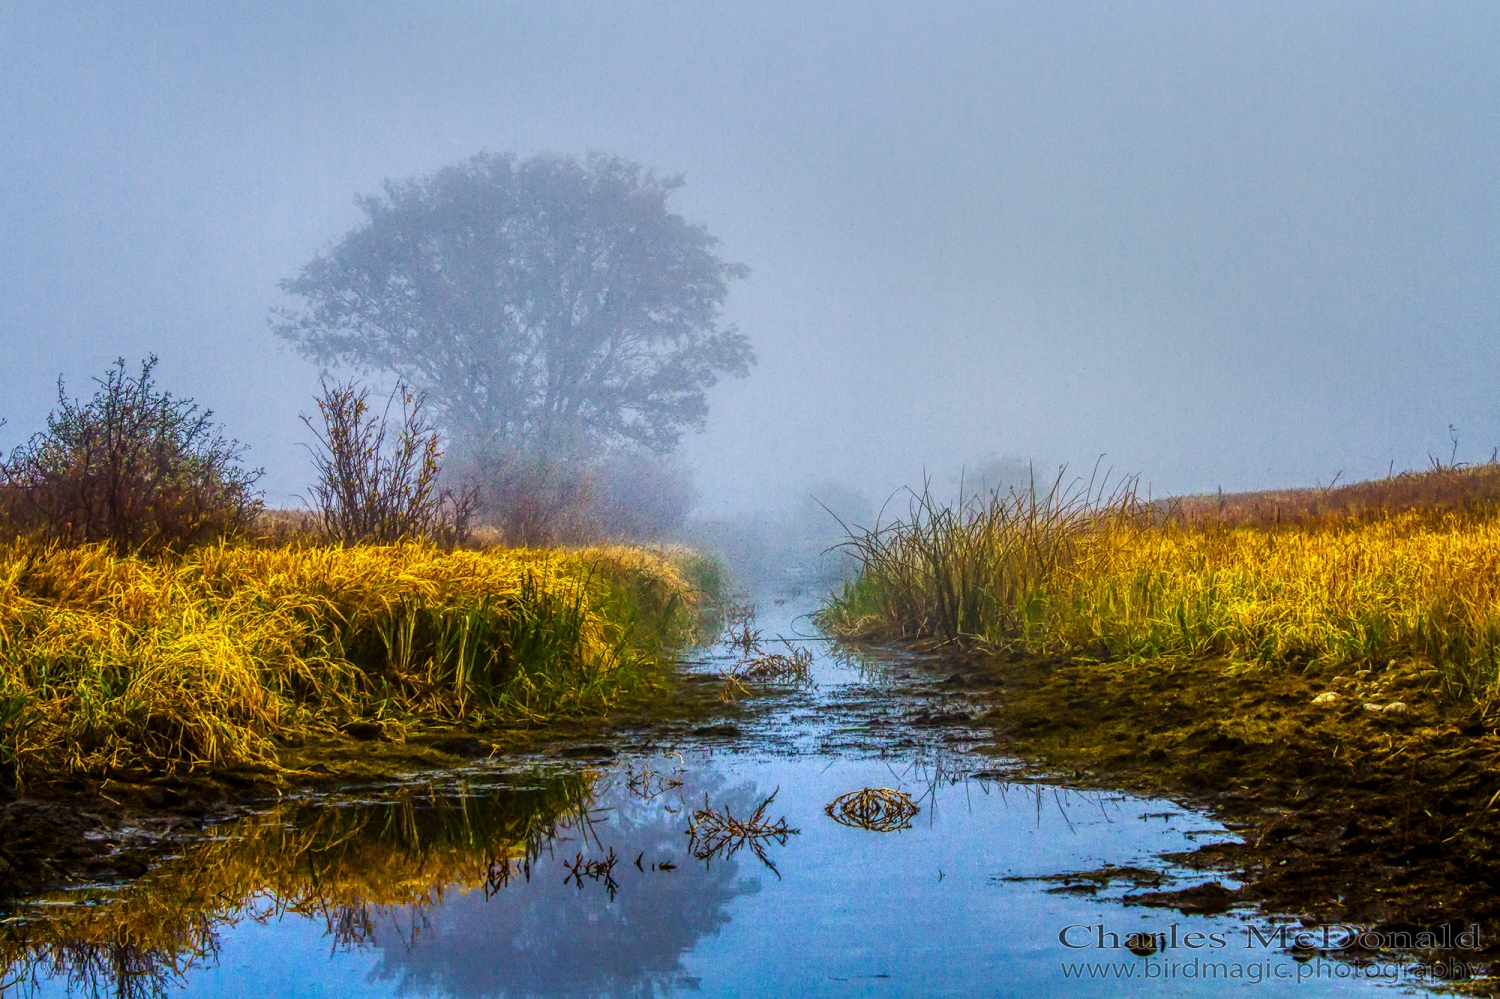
{"left": 0, "top": 772, "right": 595, "bottom": 998}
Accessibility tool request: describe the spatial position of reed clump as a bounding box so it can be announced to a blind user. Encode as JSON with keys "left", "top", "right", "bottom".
{"left": 0, "top": 540, "right": 704, "bottom": 784}
{"left": 820, "top": 470, "right": 1500, "bottom": 712}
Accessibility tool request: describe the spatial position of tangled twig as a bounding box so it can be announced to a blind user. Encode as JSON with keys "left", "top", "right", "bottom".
{"left": 627, "top": 765, "right": 684, "bottom": 802}
{"left": 563, "top": 847, "right": 619, "bottom": 899}
{"left": 824, "top": 787, "right": 920, "bottom": 832}
{"left": 687, "top": 788, "right": 799, "bottom": 875}
{"left": 718, "top": 645, "right": 814, "bottom": 701}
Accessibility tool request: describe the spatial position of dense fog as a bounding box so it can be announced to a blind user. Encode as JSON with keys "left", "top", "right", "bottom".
{"left": 4, "top": 3, "right": 1499, "bottom": 561}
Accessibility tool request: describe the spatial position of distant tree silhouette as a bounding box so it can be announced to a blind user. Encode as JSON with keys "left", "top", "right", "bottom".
{"left": 275, "top": 152, "right": 753, "bottom": 463}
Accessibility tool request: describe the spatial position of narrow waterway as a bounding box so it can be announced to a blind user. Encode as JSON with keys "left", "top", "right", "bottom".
{"left": 5, "top": 597, "right": 1414, "bottom": 997}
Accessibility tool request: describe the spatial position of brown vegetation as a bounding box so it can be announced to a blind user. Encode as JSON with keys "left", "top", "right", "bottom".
{"left": 1168, "top": 463, "right": 1500, "bottom": 527}
{"left": 1, "top": 357, "right": 262, "bottom": 552}
{"left": 686, "top": 789, "right": 798, "bottom": 873}
{"left": 301, "top": 379, "right": 474, "bottom": 546}
{"left": 823, "top": 787, "right": 920, "bottom": 832}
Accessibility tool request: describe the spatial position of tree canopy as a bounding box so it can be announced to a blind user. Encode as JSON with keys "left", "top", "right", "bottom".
{"left": 275, "top": 152, "right": 753, "bottom": 459}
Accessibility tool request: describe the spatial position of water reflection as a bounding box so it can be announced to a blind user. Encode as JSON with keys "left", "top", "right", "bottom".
{"left": 0, "top": 596, "right": 1410, "bottom": 998}
{"left": 364, "top": 770, "right": 767, "bottom": 998}
{"left": 0, "top": 774, "right": 590, "bottom": 996}
{"left": 0, "top": 763, "right": 789, "bottom": 999}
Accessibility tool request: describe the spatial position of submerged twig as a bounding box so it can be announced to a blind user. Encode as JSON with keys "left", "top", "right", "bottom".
{"left": 563, "top": 846, "right": 620, "bottom": 899}
{"left": 626, "top": 765, "right": 684, "bottom": 802}
{"left": 824, "top": 787, "right": 920, "bottom": 832}
{"left": 686, "top": 788, "right": 799, "bottom": 875}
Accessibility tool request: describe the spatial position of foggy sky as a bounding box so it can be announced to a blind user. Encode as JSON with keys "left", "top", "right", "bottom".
{"left": 3, "top": 2, "right": 1498, "bottom": 513}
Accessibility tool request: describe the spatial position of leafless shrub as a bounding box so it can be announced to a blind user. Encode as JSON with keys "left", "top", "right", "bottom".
{"left": 1, "top": 356, "right": 262, "bottom": 551}
{"left": 302, "top": 379, "right": 474, "bottom": 545}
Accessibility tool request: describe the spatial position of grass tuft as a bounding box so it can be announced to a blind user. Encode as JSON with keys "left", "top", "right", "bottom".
{"left": 820, "top": 469, "right": 1500, "bottom": 713}
{"left": 0, "top": 540, "right": 707, "bottom": 783}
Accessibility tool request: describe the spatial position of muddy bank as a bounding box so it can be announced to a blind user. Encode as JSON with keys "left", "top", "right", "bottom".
{"left": 947, "top": 645, "right": 1500, "bottom": 982}
{"left": 0, "top": 670, "right": 737, "bottom": 906}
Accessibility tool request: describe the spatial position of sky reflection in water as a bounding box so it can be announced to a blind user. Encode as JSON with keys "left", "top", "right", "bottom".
{"left": 15, "top": 603, "right": 1402, "bottom": 998}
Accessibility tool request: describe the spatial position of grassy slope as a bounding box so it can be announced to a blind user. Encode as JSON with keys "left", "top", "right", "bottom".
{"left": 823, "top": 467, "right": 1500, "bottom": 980}
{"left": 823, "top": 473, "right": 1500, "bottom": 708}
{"left": 0, "top": 540, "right": 719, "bottom": 784}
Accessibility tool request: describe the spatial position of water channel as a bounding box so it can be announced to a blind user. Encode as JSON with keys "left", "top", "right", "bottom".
{"left": 4, "top": 597, "right": 1412, "bottom": 997}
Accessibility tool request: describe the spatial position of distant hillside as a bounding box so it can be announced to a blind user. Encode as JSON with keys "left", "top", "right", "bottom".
{"left": 1168, "top": 464, "right": 1500, "bottom": 526}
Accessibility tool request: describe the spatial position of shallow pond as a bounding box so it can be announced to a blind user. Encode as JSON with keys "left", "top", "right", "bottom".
{"left": 4, "top": 598, "right": 1427, "bottom": 997}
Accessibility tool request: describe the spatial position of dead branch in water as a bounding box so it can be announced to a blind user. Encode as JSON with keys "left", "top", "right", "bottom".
{"left": 563, "top": 846, "right": 620, "bottom": 899}
{"left": 626, "top": 764, "right": 684, "bottom": 802}
{"left": 687, "top": 789, "right": 799, "bottom": 875}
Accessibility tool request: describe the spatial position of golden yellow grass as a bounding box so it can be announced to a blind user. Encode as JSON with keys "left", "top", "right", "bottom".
{"left": 823, "top": 482, "right": 1500, "bottom": 711}
{"left": 0, "top": 541, "right": 701, "bottom": 782}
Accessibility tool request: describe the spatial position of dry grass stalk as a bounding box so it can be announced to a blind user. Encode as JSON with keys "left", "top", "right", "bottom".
{"left": 733, "top": 649, "right": 813, "bottom": 683}
{"left": 686, "top": 789, "right": 798, "bottom": 874}
{"left": 563, "top": 846, "right": 620, "bottom": 899}
{"left": 824, "top": 787, "right": 920, "bottom": 832}
{"left": 626, "top": 765, "right": 683, "bottom": 802}
{"left": 0, "top": 540, "right": 704, "bottom": 783}
{"left": 723, "top": 603, "right": 762, "bottom": 656}
{"left": 717, "top": 646, "right": 814, "bottom": 702}
{"left": 714, "top": 603, "right": 814, "bottom": 700}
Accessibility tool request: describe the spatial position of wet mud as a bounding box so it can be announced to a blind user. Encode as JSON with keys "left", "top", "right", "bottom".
{"left": 955, "top": 646, "right": 1500, "bottom": 991}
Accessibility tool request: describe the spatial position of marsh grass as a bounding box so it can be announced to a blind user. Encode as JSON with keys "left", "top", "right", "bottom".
{"left": 820, "top": 468, "right": 1500, "bottom": 712}
{"left": 821, "top": 467, "right": 1143, "bottom": 646}
{"left": 0, "top": 541, "right": 706, "bottom": 783}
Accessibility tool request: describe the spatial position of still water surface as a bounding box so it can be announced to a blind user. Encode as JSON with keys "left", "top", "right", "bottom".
{"left": 10, "top": 599, "right": 1406, "bottom": 997}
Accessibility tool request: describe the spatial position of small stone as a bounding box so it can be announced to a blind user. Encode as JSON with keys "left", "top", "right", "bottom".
{"left": 1311, "top": 691, "right": 1340, "bottom": 705}
{"left": 1382, "top": 702, "right": 1409, "bottom": 715}
{"left": 1363, "top": 702, "right": 1383, "bottom": 712}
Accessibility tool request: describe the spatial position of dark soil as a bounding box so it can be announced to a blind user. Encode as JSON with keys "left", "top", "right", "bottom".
{"left": 954, "top": 646, "right": 1500, "bottom": 989}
